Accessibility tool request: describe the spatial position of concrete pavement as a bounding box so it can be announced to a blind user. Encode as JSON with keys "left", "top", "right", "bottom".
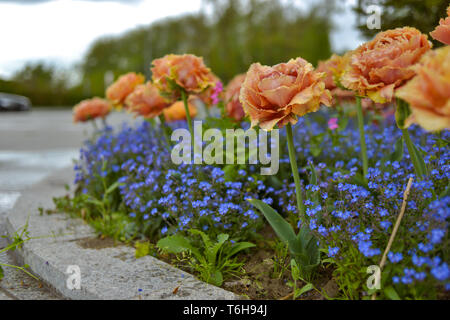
{"left": 5, "top": 167, "right": 239, "bottom": 300}
{"left": 0, "top": 108, "right": 131, "bottom": 299}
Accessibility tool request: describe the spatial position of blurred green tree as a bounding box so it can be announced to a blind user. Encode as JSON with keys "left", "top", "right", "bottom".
{"left": 352, "top": 0, "right": 449, "bottom": 46}
{"left": 81, "top": 0, "right": 334, "bottom": 97}
{"left": 1, "top": 0, "right": 335, "bottom": 106}
{"left": 0, "top": 63, "right": 84, "bottom": 106}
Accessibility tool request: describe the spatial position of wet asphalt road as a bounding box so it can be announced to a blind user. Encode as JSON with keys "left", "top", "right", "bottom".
{"left": 0, "top": 108, "right": 132, "bottom": 299}
{"left": 0, "top": 108, "right": 131, "bottom": 210}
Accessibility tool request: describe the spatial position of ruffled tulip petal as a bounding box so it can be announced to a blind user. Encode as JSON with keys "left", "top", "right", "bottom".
{"left": 396, "top": 46, "right": 450, "bottom": 132}
{"left": 73, "top": 98, "right": 111, "bottom": 123}
{"left": 126, "top": 82, "right": 171, "bottom": 119}
{"left": 224, "top": 74, "right": 246, "bottom": 121}
{"left": 430, "top": 15, "right": 450, "bottom": 45}
{"left": 106, "top": 73, "right": 145, "bottom": 107}
{"left": 163, "top": 100, "right": 198, "bottom": 122}
{"left": 240, "top": 57, "right": 331, "bottom": 130}
{"left": 152, "top": 54, "right": 216, "bottom": 97}
{"left": 341, "top": 27, "right": 431, "bottom": 103}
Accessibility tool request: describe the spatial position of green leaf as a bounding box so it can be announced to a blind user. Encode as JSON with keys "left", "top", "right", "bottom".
{"left": 411, "top": 143, "right": 428, "bottom": 177}
{"left": 208, "top": 270, "right": 223, "bottom": 287}
{"left": 309, "top": 161, "right": 318, "bottom": 186}
{"left": 216, "top": 234, "right": 229, "bottom": 244}
{"left": 248, "top": 199, "right": 319, "bottom": 277}
{"left": 295, "top": 283, "right": 314, "bottom": 298}
{"left": 380, "top": 137, "right": 404, "bottom": 169}
{"left": 247, "top": 199, "right": 296, "bottom": 244}
{"left": 293, "top": 227, "right": 320, "bottom": 273}
{"left": 156, "top": 235, "right": 201, "bottom": 260}
{"left": 189, "top": 229, "right": 212, "bottom": 249}
{"left": 351, "top": 172, "right": 368, "bottom": 188}
{"left": 290, "top": 259, "right": 300, "bottom": 280}
{"left": 223, "top": 165, "right": 238, "bottom": 182}
{"left": 310, "top": 133, "right": 324, "bottom": 157}
{"left": 307, "top": 161, "right": 319, "bottom": 204}
{"left": 0, "top": 266, "right": 3, "bottom": 280}
{"left": 338, "top": 115, "right": 349, "bottom": 132}
{"left": 105, "top": 181, "right": 121, "bottom": 195}
{"left": 395, "top": 99, "right": 412, "bottom": 129}
{"left": 439, "top": 183, "right": 450, "bottom": 199}
{"left": 390, "top": 137, "right": 404, "bottom": 163}
{"left": 86, "top": 198, "right": 104, "bottom": 208}
{"left": 227, "top": 242, "right": 256, "bottom": 258}
{"left": 384, "top": 286, "right": 401, "bottom": 300}
{"left": 135, "top": 242, "right": 150, "bottom": 259}
{"left": 207, "top": 233, "right": 229, "bottom": 265}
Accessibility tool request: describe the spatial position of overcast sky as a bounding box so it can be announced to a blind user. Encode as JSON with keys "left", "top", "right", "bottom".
{"left": 0, "top": 0, "right": 364, "bottom": 78}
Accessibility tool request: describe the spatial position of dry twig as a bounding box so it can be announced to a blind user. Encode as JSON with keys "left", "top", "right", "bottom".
{"left": 371, "top": 177, "right": 413, "bottom": 300}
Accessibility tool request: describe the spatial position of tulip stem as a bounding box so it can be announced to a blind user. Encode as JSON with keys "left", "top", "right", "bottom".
{"left": 101, "top": 117, "right": 108, "bottom": 129}
{"left": 181, "top": 89, "right": 194, "bottom": 148}
{"left": 158, "top": 114, "right": 172, "bottom": 148}
{"left": 402, "top": 128, "right": 424, "bottom": 180}
{"left": 286, "top": 123, "right": 306, "bottom": 220}
{"left": 92, "top": 119, "right": 99, "bottom": 132}
{"left": 205, "top": 104, "right": 211, "bottom": 118}
{"left": 356, "top": 97, "right": 368, "bottom": 182}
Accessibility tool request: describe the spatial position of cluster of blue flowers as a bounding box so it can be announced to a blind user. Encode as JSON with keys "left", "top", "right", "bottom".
{"left": 74, "top": 120, "right": 269, "bottom": 240}
{"left": 74, "top": 110, "right": 449, "bottom": 296}
{"left": 273, "top": 113, "right": 449, "bottom": 293}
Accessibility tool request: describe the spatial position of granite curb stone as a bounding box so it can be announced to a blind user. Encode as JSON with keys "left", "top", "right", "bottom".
{"left": 5, "top": 167, "right": 240, "bottom": 300}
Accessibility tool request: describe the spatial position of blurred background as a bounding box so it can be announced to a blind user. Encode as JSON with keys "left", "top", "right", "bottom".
{"left": 0, "top": 0, "right": 447, "bottom": 108}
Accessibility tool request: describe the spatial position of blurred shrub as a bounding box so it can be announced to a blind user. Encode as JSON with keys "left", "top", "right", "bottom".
{"left": 81, "top": 0, "right": 335, "bottom": 97}
{"left": 1, "top": 0, "right": 335, "bottom": 106}
{"left": 353, "top": 0, "right": 449, "bottom": 47}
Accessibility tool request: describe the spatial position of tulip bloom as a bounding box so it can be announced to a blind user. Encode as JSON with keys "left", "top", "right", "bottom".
{"left": 152, "top": 54, "right": 215, "bottom": 146}
{"left": 341, "top": 27, "right": 431, "bottom": 104}
{"left": 151, "top": 54, "right": 215, "bottom": 97}
{"left": 430, "top": 5, "right": 450, "bottom": 45}
{"left": 125, "top": 82, "right": 171, "bottom": 119}
{"left": 106, "top": 72, "right": 145, "bottom": 107}
{"left": 163, "top": 100, "right": 198, "bottom": 122}
{"left": 396, "top": 46, "right": 450, "bottom": 132}
{"left": 224, "top": 74, "right": 246, "bottom": 121}
{"left": 240, "top": 57, "right": 332, "bottom": 130}
{"left": 73, "top": 98, "right": 111, "bottom": 123}
{"left": 317, "top": 53, "right": 355, "bottom": 106}
{"left": 195, "top": 73, "right": 223, "bottom": 107}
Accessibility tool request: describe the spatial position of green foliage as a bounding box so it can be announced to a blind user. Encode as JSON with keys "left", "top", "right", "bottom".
{"left": 157, "top": 229, "right": 255, "bottom": 286}
{"left": 395, "top": 98, "right": 412, "bottom": 130}
{"left": 384, "top": 286, "right": 401, "bottom": 300}
{"left": 134, "top": 241, "right": 157, "bottom": 259}
{"left": 322, "top": 246, "right": 369, "bottom": 300}
{"left": 287, "top": 259, "right": 315, "bottom": 299}
{"left": 1, "top": 0, "right": 333, "bottom": 106}
{"left": 247, "top": 199, "right": 320, "bottom": 280}
{"left": 0, "top": 62, "right": 85, "bottom": 107}
{"left": 270, "top": 240, "right": 290, "bottom": 279}
{"left": 52, "top": 167, "right": 137, "bottom": 242}
{"left": 81, "top": 0, "right": 333, "bottom": 97}
{"left": 0, "top": 221, "right": 39, "bottom": 281}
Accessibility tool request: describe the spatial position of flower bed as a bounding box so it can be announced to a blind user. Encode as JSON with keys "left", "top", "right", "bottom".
{"left": 55, "top": 109, "right": 449, "bottom": 299}
{"left": 56, "top": 17, "right": 450, "bottom": 300}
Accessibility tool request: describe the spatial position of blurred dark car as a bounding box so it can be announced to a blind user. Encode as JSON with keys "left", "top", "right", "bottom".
{"left": 0, "top": 93, "right": 32, "bottom": 111}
